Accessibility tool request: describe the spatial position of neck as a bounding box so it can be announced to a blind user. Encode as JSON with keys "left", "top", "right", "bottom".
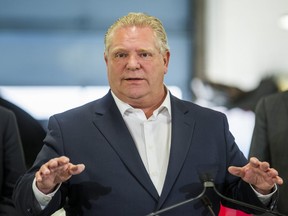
{"left": 141, "top": 95, "right": 166, "bottom": 118}
{"left": 112, "top": 87, "right": 168, "bottom": 118}
{"left": 132, "top": 91, "right": 167, "bottom": 118}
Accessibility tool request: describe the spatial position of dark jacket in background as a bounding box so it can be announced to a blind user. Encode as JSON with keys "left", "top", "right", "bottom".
{"left": 0, "top": 106, "right": 26, "bottom": 215}
{"left": 249, "top": 90, "right": 288, "bottom": 215}
{"left": 0, "top": 97, "right": 46, "bottom": 168}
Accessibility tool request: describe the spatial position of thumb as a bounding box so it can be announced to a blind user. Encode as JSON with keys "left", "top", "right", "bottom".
{"left": 69, "top": 164, "right": 85, "bottom": 175}
{"left": 228, "top": 166, "right": 242, "bottom": 177}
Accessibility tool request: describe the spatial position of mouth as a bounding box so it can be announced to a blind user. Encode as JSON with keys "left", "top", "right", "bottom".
{"left": 125, "top": 78, "right": 143, "bottom": 80}
{"left": 124, "top": 78, "right": 145, "bottom": 85}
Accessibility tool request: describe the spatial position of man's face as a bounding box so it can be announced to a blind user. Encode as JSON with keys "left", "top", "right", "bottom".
{"left": 104, "top": 26, "right": 170, "bottom": 107}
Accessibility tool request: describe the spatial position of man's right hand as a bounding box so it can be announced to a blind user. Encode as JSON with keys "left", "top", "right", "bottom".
{"left": 35, "top": 156, "right": 85, "bottom": 194}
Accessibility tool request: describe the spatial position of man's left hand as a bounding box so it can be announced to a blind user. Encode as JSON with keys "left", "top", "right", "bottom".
{"left": 228, "top": 157, "right": 284, "bottom": 195}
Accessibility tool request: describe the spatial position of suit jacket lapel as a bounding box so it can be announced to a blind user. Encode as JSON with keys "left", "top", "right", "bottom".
{"left": 157, "top": 95, "right": 195, "bottom": 209}
{"left": 92, "top": 92, "right": 159, "bottom": 200}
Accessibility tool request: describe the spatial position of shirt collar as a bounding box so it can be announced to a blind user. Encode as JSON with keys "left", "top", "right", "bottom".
{"left": 111, "top": 87, "right": 172, "bottom": 118}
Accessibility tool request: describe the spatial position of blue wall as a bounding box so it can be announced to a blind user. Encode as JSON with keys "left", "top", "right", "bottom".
{"left": 0, "top": 0, "right": 195, "bottom": 100}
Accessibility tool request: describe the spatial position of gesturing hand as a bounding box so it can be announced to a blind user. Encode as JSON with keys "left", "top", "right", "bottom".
{"left": 35, "top": 156, "right": 85, "bottom": 194}
{"left": 228, "top": 157, "right": 283, "bottom": 195}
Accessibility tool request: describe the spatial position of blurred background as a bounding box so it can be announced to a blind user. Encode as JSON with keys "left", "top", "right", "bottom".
{"left": 0, "top": 0, "right": 193, "bottom": 120}
{"left": 0, "top": 0, "right": 288, "bottom": 158}
{"left": 1, "top": 1, "right": 287, "bottom": 215}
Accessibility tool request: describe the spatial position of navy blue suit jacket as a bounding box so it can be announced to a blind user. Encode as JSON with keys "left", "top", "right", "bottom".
{"left": 13, "top": 91, "right": 267, "bottom": 216}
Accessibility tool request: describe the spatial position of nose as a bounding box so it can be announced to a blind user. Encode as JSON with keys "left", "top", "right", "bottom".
{"left": 126, "top": 54, "right": 140, "bottom": 70}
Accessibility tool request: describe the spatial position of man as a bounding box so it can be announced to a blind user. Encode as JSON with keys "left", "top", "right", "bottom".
{"left": 0, "top": 106, "right": 26, "bottom": 215}
{"left": 13, "top": 13, "right": 283, "bottom": 216}
{"left": 249, "top": 90, "right": 288, "bottom": 215}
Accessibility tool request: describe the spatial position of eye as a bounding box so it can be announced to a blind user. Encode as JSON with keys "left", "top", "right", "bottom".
{"left": 114, "top": 52, "right": 127, "bottom": 58}
{"left": 139, "top": 52, "right": 152, "bottom": 58}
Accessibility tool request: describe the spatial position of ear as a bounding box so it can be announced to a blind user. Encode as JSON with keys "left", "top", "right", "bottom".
{"left": 104, "top": 52, "right": 108, "bottom": 65}
{"left": 163, "top": 51, "right": 170, "bottom": 74}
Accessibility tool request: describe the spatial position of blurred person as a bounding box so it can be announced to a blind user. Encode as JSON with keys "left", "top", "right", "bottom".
{"left": 249, "top": 90, "right": 288, "bottom": 215}
{"left": 0, "top": 106, "right": 26, "bottom": 215}
{"left": 0, "top": 97, "right": 46, "bottom": 168}
{"left": 13, "top": 13, "right": 283, "bottom": 216}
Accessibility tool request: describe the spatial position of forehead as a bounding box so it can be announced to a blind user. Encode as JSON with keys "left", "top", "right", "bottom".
{"left": 109, "top": 26, "right": 158, "bottom": 50}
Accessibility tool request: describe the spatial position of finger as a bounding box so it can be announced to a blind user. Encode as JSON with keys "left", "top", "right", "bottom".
{"left": 37, "top": 158, "right": 69, "bottom": 181}
{"left": 45, "top": 159, "right": 61, "bottom": 170}
{"left": 249, "top": 157, "right": 260, "bottom": 168}
{"left": 38, "top": 163, "right": 52, "bottom": 176}
{"left": 267, "top": 169, "right": 284, "bottom": 185}
{"left": 266, "top": 168, "right": 279, "bottom": 177}
{"left": 57, "top": 156, "right": 70, "bottom": 165}
{"left": 35, "top": 167, "right": 54, "bottom": 183}
{"left": 261, "top": 167, "right": 283, "bottom": 186}
{"left": 68, "top": 164, "right": 85, "bottom": 175}
{"left": 275, "top": 176, "right": 284, "bottom": 185}
{"left": 47, "top": 157, "right": 70, "bottom": 170}
{"left": 35, "top": 171, "right": 43, "bottom": 182}
{"left": 259, "top": 161, "right": 270, "bottom": 171}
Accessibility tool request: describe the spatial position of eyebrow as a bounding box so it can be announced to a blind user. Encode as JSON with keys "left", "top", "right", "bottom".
{"left": 111, "top": 47, "right": 155, "bottom": 54}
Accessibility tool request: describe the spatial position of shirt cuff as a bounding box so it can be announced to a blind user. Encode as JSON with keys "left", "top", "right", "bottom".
{"left": 32, "top": 178, "right": 61, "bottom": 209}
{"left": 250, "top": 184, "right": 277, "bottom": 205}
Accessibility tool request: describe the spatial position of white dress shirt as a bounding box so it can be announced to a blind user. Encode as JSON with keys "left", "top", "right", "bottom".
{"left": 111, "top": 91, "right": 172, "bottom": 195}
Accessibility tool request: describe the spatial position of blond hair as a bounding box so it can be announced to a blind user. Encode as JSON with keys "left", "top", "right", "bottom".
{"left": 104, "top": 12, "right": 169, "bottom": 54}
